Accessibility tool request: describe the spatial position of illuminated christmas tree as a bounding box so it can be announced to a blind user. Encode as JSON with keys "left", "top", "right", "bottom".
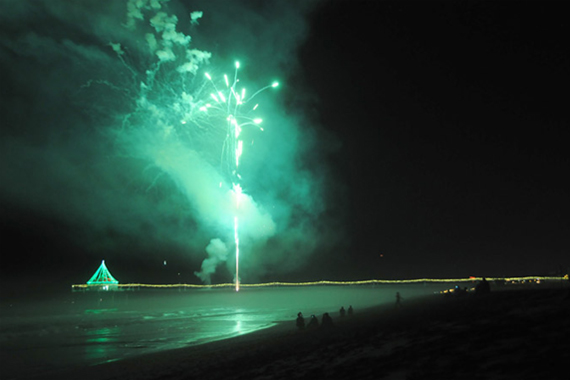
{"left": 87, "top": 260, "right": 119, "bottom": 289}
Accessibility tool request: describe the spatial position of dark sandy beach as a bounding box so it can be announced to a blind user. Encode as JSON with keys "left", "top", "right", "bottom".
{"left": 43, "top": 286, "right": 569, "bottom": 380}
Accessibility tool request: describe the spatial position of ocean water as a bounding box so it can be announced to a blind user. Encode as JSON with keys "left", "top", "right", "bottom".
{"left": 0, "top": 284, "right": 447, "bottom": 379}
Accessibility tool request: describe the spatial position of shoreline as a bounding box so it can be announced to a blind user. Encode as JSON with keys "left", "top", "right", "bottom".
{"left": 40, "top": 285, "right": 570, "bottom": 380}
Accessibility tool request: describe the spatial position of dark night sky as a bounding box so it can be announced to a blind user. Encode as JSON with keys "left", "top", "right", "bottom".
{"left": 296, "top": 0, "right": 569, "bottom": 280}
{"left": 1, "top": 1, "right": 568, "bottom": 297}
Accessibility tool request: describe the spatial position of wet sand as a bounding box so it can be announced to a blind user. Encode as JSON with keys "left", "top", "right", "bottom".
{"left": 43, "top": 286, "right": 570, "bottom": 380}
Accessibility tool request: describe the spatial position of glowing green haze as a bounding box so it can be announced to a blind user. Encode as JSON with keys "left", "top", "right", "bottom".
{"left": 110, "top": 2, "right": 281, "bottom": 286}
{"left": 0, "top": 0, "right": 339, "bottom": 285}
{"left": 203, "top": 61, "right": 279, "bottom": 290}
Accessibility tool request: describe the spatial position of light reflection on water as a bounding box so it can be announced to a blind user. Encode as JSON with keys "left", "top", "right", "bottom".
{"left": 74, "top": 303, "right": 284, "bottom": 367}
{"left": 0, "top": 284, "right": 448, "bottom": 378}
{"left": 85, "top": 326, "right": 120, "bottom": 362}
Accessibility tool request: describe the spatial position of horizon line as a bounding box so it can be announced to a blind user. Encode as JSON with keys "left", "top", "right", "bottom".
{"left": 71, "top": 275, "right": 569, "bottom": 289}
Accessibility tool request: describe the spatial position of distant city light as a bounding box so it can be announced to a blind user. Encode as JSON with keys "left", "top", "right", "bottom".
{"left": 73, "top": 275, "right": 566, "bottom": 291}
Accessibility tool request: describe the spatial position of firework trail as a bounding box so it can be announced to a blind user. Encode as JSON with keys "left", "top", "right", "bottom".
{"left": 203, "top": 62, "right": 278, "bottom": 290}
{"left": 0, "top": 0, "right": 333, "bottom": 286}
{"left": 105, "top": 0, "right": 278, "bottom": 285}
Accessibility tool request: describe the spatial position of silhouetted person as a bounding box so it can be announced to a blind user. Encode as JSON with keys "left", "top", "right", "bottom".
{"left": 321, "top": 312, "right": 334, "bottom": 328}
{"left": 307, "top": 314, "right": 319, "bottom": 329}
{"left": 395, "top": 292, "right": 403, "bottom": 308}
{"left": 475, "top": 278, "right": 491, "bottom": 295}
{"left": 348, "top": 305, "right": 354, "bottom": 316}
{"left": 296, "top": 312, "right": 305, "bottom": 330}
{"left": 339, "top": 306, "right": 346, "bottom": 318}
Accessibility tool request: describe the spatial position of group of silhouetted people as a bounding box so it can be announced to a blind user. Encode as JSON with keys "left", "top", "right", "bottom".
{"left": 339, "top": 305, "right": 353, "bottom": 318}
{"left": 296, "top": 305, "right": 354, "bottom": 330}
{"left": 297, "top": 312, "right": 318, "bottom": 330}
{"left": 297, "top": 312, "right": 326, "bottom": 330}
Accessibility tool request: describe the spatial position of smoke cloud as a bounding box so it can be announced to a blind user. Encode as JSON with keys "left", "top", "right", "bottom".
{"left": 195, "top": 238, "right": 227, "bottom": 284}
{"left": 0, "top": 0, "right": 341, "bottom": 284}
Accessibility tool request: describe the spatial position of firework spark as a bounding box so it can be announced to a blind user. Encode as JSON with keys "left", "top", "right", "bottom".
{"left": 106, "top": 2, "right": 279, "bottom": 287}
{"left": 203, "top": 62, "right": 279, "bottom": 291}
